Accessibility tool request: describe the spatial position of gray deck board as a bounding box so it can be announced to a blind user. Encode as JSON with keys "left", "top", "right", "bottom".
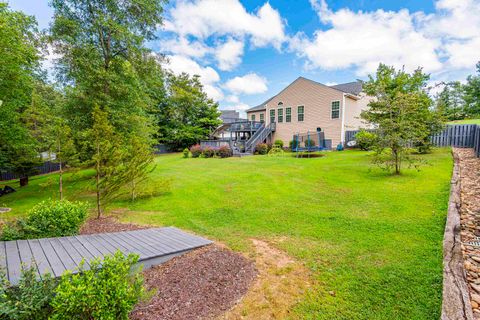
{"left": 0, "top": 227, "right": 212, "bottom": 284}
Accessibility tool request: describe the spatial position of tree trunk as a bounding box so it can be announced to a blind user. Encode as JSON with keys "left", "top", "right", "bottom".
{"left": 59, "top": 160, "right": 63, "bottom": 200}
{"left": 19, "top": 176, "right": 28, "bottom": 187}
{"left": 95, "top": 143, "right": 102, "bottom": 219}
{"left": 393, "top": 148, "right": 401, "bottom": 175}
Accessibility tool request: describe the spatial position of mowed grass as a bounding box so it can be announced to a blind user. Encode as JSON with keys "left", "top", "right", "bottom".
{"left": 447, "top": 118, "right": 480, "bottom": 125}
{"left": 0, "top": 149, "right": 452, "bottom": 319}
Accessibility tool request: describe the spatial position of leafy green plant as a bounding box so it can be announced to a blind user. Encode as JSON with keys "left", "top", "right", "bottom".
{"left": 50, "top": 251, "right": 144, "bottom": 320}
{"left": 0, "top": 200, "right": 88, "bottom": 240}
{"left": 183, "top": 148, "right": 190, "bottom": 158}
{"left": 289, "top": 139, "right": 299, "bottom": 150}
{"left": 274, "top": 139, "right": 284, "bottom": 148}
{"left": 190, "top": 144, "right": 202, "bottom": 158}
{"left": 0, "top": 266, "right": 56, "bottom": 320}
{"left": 255, "top": 143, "right": 269, "bottom": 155}
{"left": 305, "top": 139, "right": 316, "bottom": 148}
{"left": 201, "top": 146, "right": 215, "bottom": 158}
{"left": 217, "top": 146, "right": 232, "bottom": 158}
{"left": 355, "top": 129, "right": 377, "bottom": 151}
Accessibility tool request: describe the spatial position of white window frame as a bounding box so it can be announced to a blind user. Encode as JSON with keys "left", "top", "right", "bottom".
{"left": 259, "top": 113, "right": 264, "bottom": 123}
{"left": 278, "top": 108, "right": 283, "bottom": 123}
{"left": 297, "top": 105, "right": 305, "bottom": 122}
{"left": 270, "top": 109, "right": 275, "bottom": 123}
{"left": 331, "top": 101, "right": 340, "bottom": 119}
{"left": 285, "top": 107, "right": 291, "bottom": 123}
{"left": 251, "top": 114, "right": 256, "bottom": 121}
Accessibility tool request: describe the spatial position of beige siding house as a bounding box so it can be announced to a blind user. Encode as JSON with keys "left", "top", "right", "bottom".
{"left": 246, "top": 77, "right": 371, "bottom": 147}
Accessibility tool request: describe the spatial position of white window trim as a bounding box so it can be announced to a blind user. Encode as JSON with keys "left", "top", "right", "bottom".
{"left": 331, "top": 100, "right": 341, "bottom": 119}
{"left": 277, "top": 107, "right": 284, "bottom": 123}
{"left": 297, "top": 105, "right": 305, "bottom": 122}
{"left": 285, "top": 107, "right": 292, "bottom": 123}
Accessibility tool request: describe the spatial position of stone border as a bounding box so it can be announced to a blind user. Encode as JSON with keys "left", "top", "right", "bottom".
{"left": 442, "top": 152, "right": 474, "bottom": 320}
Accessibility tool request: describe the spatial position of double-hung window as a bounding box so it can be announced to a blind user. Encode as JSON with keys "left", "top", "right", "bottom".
{"left": 251, "top": 114, "right": 256, "bottom": 121}
{"left": 270, "top": 109, "right": 275, "bottom": 123}
{"left": 331, "top": 101, "right": 340, "bottom": 119}
{"left": 297, "top": 106, "right": 304, "bottom": 122}
{"left": 285, "top": 107, "right": 291, "bottom": 122}
{"left": 278, "top": 108, "right": 283, "bottom": 123}
{"left": 260, "top": 113, "right": 264, "bottom": 123}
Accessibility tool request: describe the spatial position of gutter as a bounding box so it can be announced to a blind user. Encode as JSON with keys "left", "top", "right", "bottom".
{"left": 340, "top": 93, "right": 346, "bottom": 145}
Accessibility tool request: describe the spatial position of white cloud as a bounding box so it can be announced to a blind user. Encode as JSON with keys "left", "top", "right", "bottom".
{"left": 225, "top": 95, "right": 240, "bottom": 103}
{"left": 224, "top": 73, "right": 268, "bottom": 95}
{"left": 161, "top": 37, "right": 211, "bottom": 58}
{"left": 165, "top": 0, "right": 286, "bottom": 49}
{"left": 215, "top": 38, "right": 244, "bottom": 71}
{"left": 290, "top": 0, "right": 480, "bottom": 78}
{"left": 164, "top": 55, "right": 224, "bottom": 101}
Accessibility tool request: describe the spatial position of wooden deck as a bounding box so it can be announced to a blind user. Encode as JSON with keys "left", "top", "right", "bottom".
{"left": 0, "top": 227, "right": 212, "bottom": 285}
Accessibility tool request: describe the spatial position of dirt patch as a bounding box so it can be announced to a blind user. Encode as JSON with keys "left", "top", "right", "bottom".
{"left": 220, "top": 239, "right": 312, "bottom": 319}
{"left": 0, "top": 208, "right": 11, "bottom": 213}
{"left": 80, "top": 216, "right": 148, "bottom": 235}
{"left": 455, "top": 148, "right": 480, "bottom": 319}
{"left": 131, "top": 245, "right": 256, "bottom": 320}
{"left": 294, "top": 153, "right": 324, "bottom": 158}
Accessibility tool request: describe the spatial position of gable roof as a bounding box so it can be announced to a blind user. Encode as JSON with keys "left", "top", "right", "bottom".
{"left": 246, "top": 77, "right": 363, "bottom": 112}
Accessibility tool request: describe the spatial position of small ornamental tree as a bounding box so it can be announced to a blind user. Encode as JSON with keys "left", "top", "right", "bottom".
{"left": 361, "top": 64, "right": 442, "bottom": 174}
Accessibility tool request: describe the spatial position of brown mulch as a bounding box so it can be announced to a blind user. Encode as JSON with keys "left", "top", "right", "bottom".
{"left": 79, "top": 216, "right": 257, "bottom": 320}
{"left": 130, "top": 245, "right": 257, "bottom": 320}
{"left": 79, "top": 216, "right": 148, "bottom": 235}
{"left": 455, "top": 148, "right": 480, "bottom": 319}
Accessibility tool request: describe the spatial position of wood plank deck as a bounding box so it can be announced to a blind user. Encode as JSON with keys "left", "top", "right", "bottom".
{"left": 0, "top": 227, "right": 212, "bottom": 285}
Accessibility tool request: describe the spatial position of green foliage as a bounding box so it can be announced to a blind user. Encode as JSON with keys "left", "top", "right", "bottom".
{"left": 201, "top": 146, "right": 215, "bottom": 158}
{"left": 190, "top": 144, "right": 202, "bottom": 158}
{"left": 0, "top": 200, "right": 87, "bottom": 240}
{"left": 255, "top": 143, "right": 269, "bottom": 155}
{"left": 464, "top": 62, "right": 480, "bottom": 118}
{"left": 355, "top": 130, "right": 377, "bottom": 151}
{"left": 156, "top": 73, "right": 221, "bottom": 150}
{"left": 274, "top": 139, "right": 284, "bottom": 148}
{"left": 50, "top": 252, "right": 144, "bottom": 320}
{"left": 361, "top": 64, "right": 442, "bottom": 174}
{"left": 217, "top": 146, "right": 233, "bottom": 158}
{"left": 0, "top": 266, "right": 56, "bottom": 320}
{"left": 305, "top": 139, "right": 316, "bottom": 148}
{"left": 289, "top": 139, "right": 299, "bottom": 150}
{"left": 268, "top": 145, "right": 285, "bottom": 157}
{"left": 183, "top": 148, "right": 190, "bottom": 158}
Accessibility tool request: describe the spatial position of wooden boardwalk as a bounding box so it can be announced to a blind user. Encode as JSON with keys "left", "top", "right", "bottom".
{"left": 0, "top": 227, "right": 212, "bottom": 285}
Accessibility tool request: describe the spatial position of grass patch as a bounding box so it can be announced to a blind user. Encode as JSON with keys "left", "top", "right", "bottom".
{"left": 0, "top": 149, "right": 452, "bottom": 319}
{"left": 447, "top": 119, "right": 480, "bottom": 125}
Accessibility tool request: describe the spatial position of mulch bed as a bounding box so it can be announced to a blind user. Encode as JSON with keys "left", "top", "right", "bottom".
{"left": 80, "top": 216, "right": 148, "bottom": 235}
{"left": 455, "top": 148, "right": 480, "bottom": 319}
{"left": 80, "top": 216, "right": 257, "bottom": 320}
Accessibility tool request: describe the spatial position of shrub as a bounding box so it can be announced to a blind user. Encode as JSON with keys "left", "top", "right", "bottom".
{"left": 50, "top": 251, "right": 144, "bottom": 320}
{"left": 217, "top": 145, "right": 233, "bottom": 158}
{"left": 190, "top": 144, "right": 202, "bottom": 158}
{"left": 355, "top": 130, "right": 377, "bottom": 151}
{"left": 289, "top": 139, "right": 299, "bottom": 150}
{"left": 255, "top": 143, "right": 269, "bottom": 155}
{"left": 183, "top": 148, "right": 190, "bottom": 158}
{"left": 266, "top": 142, "right": 273, "bottom": 152}
{"left": 0, "top": 200, "right": 88, "bottom": 240}
{"left": 274, "top": 139, "right": 284, "bottom": 148}
{"left": 201, "top": 146, "right": 215, "bottom": 158}
{"left": 305, "top": 139, "right": 316, "bottom": 148}
{"left": 0, "top": 267, "right": 56, "bottom": 320}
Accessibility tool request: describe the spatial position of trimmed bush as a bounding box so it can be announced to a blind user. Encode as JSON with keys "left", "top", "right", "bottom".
{"left": 50, "top": 251, "right": 144, "bottom": 320}
{"left": 274, "top": 139, "right": 284, "bottom": 148}
{"left": 305, "top": 139, "right": 316, "bottom": 148}
{"left": 217, "top": 146, "right": 233, "bottom": 158}
{"left": 255, "top": 143, "right": 269, "bottom": 155}
{"left": 289, "top": 139, "right": 299, "bottom": 150}
{"left": 190, "top": 144, "right": 202, "bottom": 158}
{"left": 202, "top": 146, "right": 215, "bottom": 158}
{"left": 0, "top": 200, "right": 88, "bottom": 240}
{"left": 0, "top": 267, "right": 56, "bottom": 320}
{"left": 355, "top": 129, "right": 377, "bottom": 151}
{"left": 183, "top": 148, "right": 190, "bottom": 158}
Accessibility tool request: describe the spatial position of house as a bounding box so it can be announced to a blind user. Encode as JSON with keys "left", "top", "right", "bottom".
{"left": 219, "top": 110, "right": 240, "bottom": 124}
{"left": 246, "top": 77, "right": 371, "bottom": 148}
{"left": 201, "top": 77, "right": 371, "bottom": 155}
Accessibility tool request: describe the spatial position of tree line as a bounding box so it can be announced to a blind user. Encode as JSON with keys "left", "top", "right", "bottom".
{"left": 0, "top": 1, "right": 221, "bottom": 216}
{"left": 435, "top": 63, "right": 480, "bottom": 121}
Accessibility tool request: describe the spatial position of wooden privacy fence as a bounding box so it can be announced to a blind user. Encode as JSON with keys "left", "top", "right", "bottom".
{"left": 346, "top": 124, "right": 480, "bottom": 158}
{"left": 0, "top": 161, "right": 61, "bottom": 182}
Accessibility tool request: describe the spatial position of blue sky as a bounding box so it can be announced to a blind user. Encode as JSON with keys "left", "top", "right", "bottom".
{"left": 6, "top": 0, "right": 480, "bottom": 114}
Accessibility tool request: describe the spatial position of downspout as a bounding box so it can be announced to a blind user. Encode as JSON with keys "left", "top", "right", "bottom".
{"left": 340, "top": 93, "right": 346, "bottom": 145}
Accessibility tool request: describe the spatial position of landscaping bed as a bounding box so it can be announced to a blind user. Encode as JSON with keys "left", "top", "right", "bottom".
{"left": 81, "top": 217, "right": 257, "bottom": 320}
{"left": 456, "top": 148, "right": 480, "bottom": 319}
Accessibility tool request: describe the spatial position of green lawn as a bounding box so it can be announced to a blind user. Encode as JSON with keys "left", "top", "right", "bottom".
{"left": 447, "top": 119, "right": 480, "bottom": 125}
{"left": 0, "top": 149, "right": 452, "bottom": 319}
